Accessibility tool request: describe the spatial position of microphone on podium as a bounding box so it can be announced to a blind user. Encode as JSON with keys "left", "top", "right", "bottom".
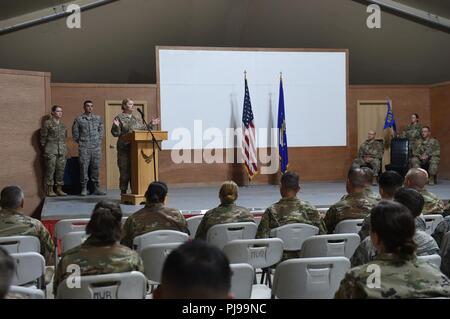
{"left": 137, "top": 107, "right": 145, "bottom": 119}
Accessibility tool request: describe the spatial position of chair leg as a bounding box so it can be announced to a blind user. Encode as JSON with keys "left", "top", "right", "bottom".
{"left": 260, "top": 268, "right": 266, "bottom": 284}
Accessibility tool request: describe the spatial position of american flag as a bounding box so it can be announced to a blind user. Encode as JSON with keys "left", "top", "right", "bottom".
{"left": 242, "top": 75, "right": 258, "bottom": 179}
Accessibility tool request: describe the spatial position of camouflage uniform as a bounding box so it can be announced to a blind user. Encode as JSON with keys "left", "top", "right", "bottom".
{"left": 111, "top": 113, "right": 154, "bottom": 193}
{"left": 358, "top": 215, "right": 427, "bottom": 240}
{"left": 40, "top": 118, "right": 67, "bottom": 187}
{"left": 351, "top": 230, "right": 440, "bottom": 267}
{"left": 72, "top": 113, "right": 104, "bottom": 193}
{"left": 335, "top": 253, "right": 450, "bottom": 299}
{"left": 411, "top": 137, "right": 440, "bottom": 176}
{"left": 324, "top": 192, "right": 378, "bottom": 234}
{"left": 0, "top": 208, "right": 55, "bottom": 265}
{"left": 400, "top": 123, "right": 422, "bottom": 146}
{"left": 419, "top": 189, "right": 445, "bottom": 215}
{"left": 341, "top": 188, "right": 381, "bottom": 202}
{"left": 195, "top": 203, "right": 255, "bottom": 241}
{"left": 352, "top": 139, "right": 384, "bottom": 176}
{"left": 53, "top": 236, "right": 144, "bottom": 295}
{"left": 431, "top": 216, "right": 450, "bottom": 248}
{"left": 121, "top": 202, "right": 189, "bottom": 248}
{"left": 256, "top": 197, "right": 326, "bottom": 259}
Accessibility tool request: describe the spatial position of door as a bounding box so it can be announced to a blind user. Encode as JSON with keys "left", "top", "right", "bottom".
{"left": 105, "top": 100, "right": 148, "bottom": 190}
{"left": 357, "top": 100, "right": 392, "bottom": 171}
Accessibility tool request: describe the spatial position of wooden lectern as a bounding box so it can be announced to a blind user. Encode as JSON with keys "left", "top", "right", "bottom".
{"left": 119, "top": 130, "right": 168, "bottom": 205}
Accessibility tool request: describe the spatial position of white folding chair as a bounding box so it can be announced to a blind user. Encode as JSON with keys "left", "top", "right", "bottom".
{"left": 133, "top": 230, "right": 189, "bottom": 252}
{"left": 56, "top": 271, "right": 147, "bottom": 299}
{"left": 61, "top": 231, "right": 88, "bottom": 253}
{"left": 140, "top": 242, "right": 182, "bottom": 286}
{"left": 186, "top": 215, "right": 203, "bottom": 239}
{"left": 223, "top": 238, "right": 283, "bottom": 298}
{"left": 0, "top": 236, "right": 40, "bottom": 254}
{"left": 254, "top": 216, "right": 262, "bottom": 227}
{"left": 417, "top": 254, "right": 442, "bottom": 268}
{"left": 54, "top": 218, "right": 90, "bottom": 265}
{"left": 7, "top": 285, "right": 45, "bottom": 299}
{"left": 230, "top": 263, "right": 254, "bottom": 299}
{"left": 206, "top": 222, "right": 257, "bottom": 250}
{"left": 301, "top": 234, "right": 361, "bottom": 259}
{"left": 10, "top": 252, "right": 46, "bottom": 290}
{"left": 423, "top": 214, "right": 444, "bottom": 235}
{"left": 272, "top": 257, "right": 351, "bottom": 299}
{"left": 269, "top": 223, "right": 319, "bottom": 251}
{"left": 334, "top": 219, "right": 365, "bottom": 234}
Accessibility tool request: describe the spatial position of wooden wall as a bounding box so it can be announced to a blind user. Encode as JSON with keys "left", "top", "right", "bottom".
{"left": 0, "top": 69, "right": 51, "bottom": 217}
{"left": 430, "top": 82, "right": 450, "bottom": 179}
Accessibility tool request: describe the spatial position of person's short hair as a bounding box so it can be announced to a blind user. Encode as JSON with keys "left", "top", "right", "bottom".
{"left": 405, "top": 168, "right": 428, "bottom": 189}
{"left": 422, "top": 126, "right": 430, "bottom": 131}
{"left": 360, "top": 167, "right": 374, "bottom": 185}
{"left": 145, "top": 182, "right": 168, "bottom": 204}
{"left": 219, "top": 181, "right": 239, "bottom": 204}
{"left": 347, "top": 168, "right": 366, "bottom": 188}
{"left": 121, "top": 98, "right": 132, "bottom": 110}
{"left": 0, "top": 247, "right": 15, "bottom": 299}
{"left": 160, "top": 240, "right": 231, "bottom": 299}
{"left": 370, "top": 201, "right": 417, "bottom": 257}
{"left": 281, "top": 171, "right": 300, "bottom": 191}
{"left": 51, "top": 105, "right": 62, "bottom": 112}
{"left": 83, "top": 100, "right": 93, "bottom": 107}
{"left": 379, "top": 171, "right": 404, "bottom": 197}
{"left": 0, "top": 186, "right": 24, "bottom": 209}
{"left": 86, "top": 201, "right": 123, "bottom": 244}
{"left": 412, "top": 113, "right": 419, "bottom": 119}
{"left": 394, "top": 188, "right": 424, "bottom": 218}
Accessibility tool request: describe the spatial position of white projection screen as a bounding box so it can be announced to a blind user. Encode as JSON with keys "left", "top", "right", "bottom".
{"left": 157, "top": 47, "right": 347, "bottom": 150}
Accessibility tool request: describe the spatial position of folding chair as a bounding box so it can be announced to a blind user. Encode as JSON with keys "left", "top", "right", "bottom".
{"left": 417, "top": 254, "right": 441, "bottom": 268}
{"left": 10, "top": 252, "right": 46, "bottom": 291}
{"left": 269, "top": 223, "right": 319, "bottom": 251}
{"left": 206, "top": 222, "right": 257, "bottom": 250}
{"left": 186, "top": 215, "right": 203, "bottom": 239}
{"left": 423, "top": 215, "right": 444, "bottom": 235}
{"left": 272, "top": 256, "right": 350, "bottom": 299}
{"left": 133, "top": 230, "right": 189, "bottom": 252}
{"left": 230, "top": 263, "right": 254, "bottom": 299}
{"left": 54, "top": 218, "right": 89, "bottom": 265}
{"left": 0, "top": 236, "right": 40, "bottom": 254}
{"left": 61, "top": 231, "right": 88, "bottom": 253}
{"left": 334, "top": 219, "right": 365, "bottom": 234}
{"left": 7, "top": 285, "right": 45, "bottom": 299}
{"left": 56, "top": 271, "right": 147, "bottom": 299}
{"left": 300, "top": 234, "right": 361, "bottom": 259}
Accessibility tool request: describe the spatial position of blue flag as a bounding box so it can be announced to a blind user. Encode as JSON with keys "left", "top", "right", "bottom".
{"left": 278, "top": 77, "right": 288, "bottom": 174}
{"left": 384, "top": 100, "right": 397, "bottom": 132}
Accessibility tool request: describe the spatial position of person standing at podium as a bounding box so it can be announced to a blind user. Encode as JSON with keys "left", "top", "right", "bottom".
{"left": 111, "top": 98, "right": 159, "bottom": 195}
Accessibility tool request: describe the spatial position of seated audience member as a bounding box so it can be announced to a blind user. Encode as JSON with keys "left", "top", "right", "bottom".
{"left": 0, "top": 247, "right": 15, "bottom": 299}
{"left": 351, "top": 189, "right": 439, "bottom": 267}
{"left": 432, "top": 215, "right": 450, "bottom": 248}
{"left": 358, "top": 170, "right": 405, "bottom": 239}
{"left": 324, "top": 168, "right": 378, "bottom": 234}
{"left": 153, "top": 240, "right": 233, "bottom": 299}
{"left": 351, "top": 130, "right": 383, "bottom": 185}
{"left": 432, "top": 213, "right": 450, "bottom": 277}
{"left": 0, "top": 186, "right": 54, "bottom": 264}
{"left": 340, "top": 167, "right": 381, "bottom": 202}
{"left": 256, "top": 171, "right": 326, "bottom": 259}
{"left": 410, "top": 126, "right": 440, "bottom": 185}
{"left": 404, "top": 168, "right": 445, "bottom": 214}
{"left": 121, "top": 181, "right": 189, "bottom": 248}
{"left": 195, "top": 181, "right": 254, "bottom": 240}
{"left": 336, "top": 201, "right": 450, "bottom": 299}
{"left": 54, "top": 201, "right": 144, "bottom": 295}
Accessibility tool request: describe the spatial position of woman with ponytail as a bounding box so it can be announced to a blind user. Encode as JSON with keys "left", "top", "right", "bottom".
{"left": 121, "top": 181, "right": 189, "bottom": 248}
{"left": 195, "top": 181, "right": 255, "bottom": 240}
{"left": 53, "top": 201, "right": 144, "bottom": 295}
{"left": 336, "top": 200, "right": 450, "bottom": 299}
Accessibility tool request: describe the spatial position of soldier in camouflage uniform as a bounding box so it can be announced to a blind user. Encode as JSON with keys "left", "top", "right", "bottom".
{"left": 111, "top": 99, "right": 159, "bottom": 195}
{"left": 335, "top": 201, "right": 450, "bottom": 299}
{"left": 256, "top": 172, "right": 326, "bottom": 259}
{"left": 404, "top": 168, "right": 445, "bottom": 214}
{"left": 411, "top": 126, "right": 440, "bottom": 185}
{"left": 53, "top": 201, "right": 144, "bottom": 295}
{"left": 0, "top": 186, "right": 54, "bottom": 265}
{"left": 40, "top": 105, "right": 68, "bottom": 197}
{"left": 399, "top": 113, "right": 422, "bottom": 146}
{"left": 121, "top": 181, "right": 189, "bottom": 248}
{"left": 195, "top": 181, "right": 255, "bottom": 241}
{"left": 352, "top": 131, "right": 384, "bottom": 183}
{"left": 324, "top": 168, "right": 378, "bottom": 234}
{"left": 72, "top": 100, "right": 105, "bottom": 196}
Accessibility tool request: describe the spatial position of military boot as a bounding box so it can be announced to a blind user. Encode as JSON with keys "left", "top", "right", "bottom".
{"left": 92, "top": 183, "right": 106, "bottom": 196}
{"left": 429, "top": 175, "right": 435, "bottom": 186}
{"left": 80, "top": 185, "right": 88, "bottom": 196}
{"left": 46, "top": 186, "right": 57, "bottom": 197}
{"left": 55, "top": 185, "right": 67, "bottom": 196}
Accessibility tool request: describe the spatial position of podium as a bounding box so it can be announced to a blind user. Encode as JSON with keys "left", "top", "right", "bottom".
{"left": 119, "top": 130, "right": 168, "bottom": 205}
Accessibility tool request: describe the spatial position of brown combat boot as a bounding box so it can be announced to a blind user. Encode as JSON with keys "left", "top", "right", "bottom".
{"left": 55, "top": 185, "right": 67, "bottom": 196}
{"left": 429, "top": 175, "right": 435, "bottom": 186}
{"left": 46, "top": 186, "right": 57, "bottom": 197}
